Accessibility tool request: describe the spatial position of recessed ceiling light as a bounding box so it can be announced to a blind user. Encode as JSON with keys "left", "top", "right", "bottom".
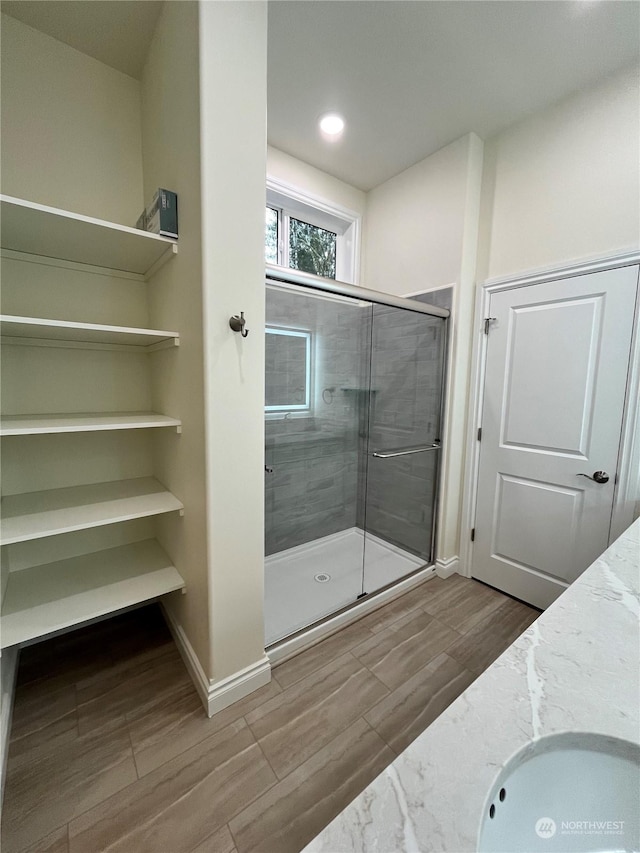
{"left": 319, "top": 113, "right": 345, "bottom": 137}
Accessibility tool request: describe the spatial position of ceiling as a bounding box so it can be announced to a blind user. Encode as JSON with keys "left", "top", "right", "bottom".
{"left": 1, "top": 0, "right": 163, "bottom": 80}
{"left": 268, "top": 1, "right": 640, "bottom": 190}
{"left": 2, "top": 1, "right": 638, "bottom": 190}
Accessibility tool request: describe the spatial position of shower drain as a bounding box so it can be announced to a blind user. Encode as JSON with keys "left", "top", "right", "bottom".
{"left": 314, "top": 573, "right": 331, "bottom": 583}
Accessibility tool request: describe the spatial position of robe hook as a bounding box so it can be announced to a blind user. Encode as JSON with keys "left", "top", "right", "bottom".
{"left": 229, "top": 311, "right": 249, "bottom": 338}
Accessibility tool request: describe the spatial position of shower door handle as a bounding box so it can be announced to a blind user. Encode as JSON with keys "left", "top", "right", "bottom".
{"left": 372, "top": 443, "right": 441, "bottom": 459}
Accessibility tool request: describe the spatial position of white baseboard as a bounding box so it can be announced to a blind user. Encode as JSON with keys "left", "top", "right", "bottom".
{"left": 206, "top": 656, "right": 271, "bottom": 717}
{"left": 1, "top": 646, "right": 20, "bottom": 810}
{"left": 435, "top": 555, "right": 460, "bottom": 578}
{"left": 160, "top": 603, "right": 211, "bottom": 709}
{"left": 160, "top": 603, "right": 271, "bottom": 718}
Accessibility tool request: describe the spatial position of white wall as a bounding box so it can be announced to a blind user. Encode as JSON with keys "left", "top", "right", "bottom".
{"left": 473, "top": 66, "right": 640, "bottom": 569}
{"left": 0, "top": 17, "right": 155, "bottom": 595}
{"left": 363, "top": 135, "right": 476, "bottom": 296}
{"left": 140, "top": 2, "right": 212, "bottom": 679}
{"left": 1, "top": 1, "right": 270, "bottom": 715}
{"left": 267, "top": 146, "right": 366, "bottom": 218}
{"left": 363, "top": 66, "right": 640, "bottom": 567}
{"left": 362, "top": 134, "right": 484, "bottom": 564}
{"left": 267, "top": 146, "right": 366, "bottom": 281}
{"left": 0, "top": 13, "right": 143, "bottom": 225}
{"left": 199, "top": 2, "right": 270, "bottom": 703}
{"left": 478, "top": 65, "right": 640, "bottom": 281}
{"left": 266, "top": 137, "right": 485, "bottom": 564}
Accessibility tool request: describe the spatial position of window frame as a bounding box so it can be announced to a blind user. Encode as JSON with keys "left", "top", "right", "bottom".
{"left": 265, "top": 206, "right": 279, "bottom": 266}
{"left": 264, "top": 326, "right": 312, "bottom": 414}
{"left": 266, "top": 177, "right": 361, "bottom": 284}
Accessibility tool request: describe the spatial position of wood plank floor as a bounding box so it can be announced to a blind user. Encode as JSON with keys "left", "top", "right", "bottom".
{"left": 1, "top": 574, "right": 539, "bottom": 853}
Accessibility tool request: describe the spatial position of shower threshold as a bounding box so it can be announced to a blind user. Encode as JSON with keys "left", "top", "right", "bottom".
{"left": 265, "top": 527, "right": 425, "bottom": 646}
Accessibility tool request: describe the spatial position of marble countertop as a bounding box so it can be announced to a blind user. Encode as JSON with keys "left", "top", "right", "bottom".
{"left": 304, "top": 518, "right": 640, "bottom": 853}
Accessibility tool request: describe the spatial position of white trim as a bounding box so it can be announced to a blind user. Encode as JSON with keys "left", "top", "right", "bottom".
{"left": 1, "top": 336, "right": 143, "bottom": 354}
{"left": 611, "top": 270, "right": 640, "bottom": 541}
{"left": 435, "top": 555, "right": 460, "bottom": 579}
{"left": 144, "top": 244, "right": 178, "bottom": 282}
{"left": 1, "top": 247, "right": 145, "bottom": 283}
{"left": 264, "top": 327, "right": 311, "bottom": 412}
{"left": 206, "top": 656, "right": 272, "bottom": 717}
{"left": 17, "top": 603, "right": 153, "bottom": 647}
{"left": 160, "top": 602, "right": 212, "bottom": 711}
{"left": 1, "top": 646, "right": 19, "bottom": 810}
{"left": 0, "top": 194, "right": 176, "bottom": 278}
{"left": 481, "top": 249, "right": 640, "bottom": 291}
{"left": 462, "top": 251, "right": 640, "bottom": 578}
{"left": 0, "top": 314, "right": 179, "bottom": 350}
{"left": 267, "top": 564, "right": 436, "bottom": 667}
{"left": 433, "top": 277, "right": 462, "bottom": 566}
{"left": 460, "top": 280, "right": 491, "bottom": 576}
{"left": 160, "top": 603, "right": 271, "bottom": 717}
{"left": 266, "top": 175, "right": 361, "bottom": 284}
{"left": 266, "top": 176, "right": 361, "bottom": 234}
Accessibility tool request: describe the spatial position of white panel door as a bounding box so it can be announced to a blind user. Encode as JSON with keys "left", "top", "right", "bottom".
{"left": 472, "top": 265, "right": 638, "bottom": 608}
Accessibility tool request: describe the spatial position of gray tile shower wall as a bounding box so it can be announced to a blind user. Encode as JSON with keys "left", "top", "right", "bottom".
{"left": 359, "top": 289, "right": 451, "bottom": 563}
{"left": 265, "top": 283, "right": 451, "bottom": 564}
{"left": 412, "top": 287, "right": 454, "bottom": 312}
{"left": 265, "top": 286, "right": 370, "bottom": 556}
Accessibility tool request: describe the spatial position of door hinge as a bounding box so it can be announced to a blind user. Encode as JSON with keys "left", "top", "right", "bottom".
{"left": 471, "top": 528, "right": 476, "bottom": 542}
{"left": 477, "top": 427, "right": 482, "bottom": 441}
{"left": 484, "top": 317, "right": 496, "bottom": 335}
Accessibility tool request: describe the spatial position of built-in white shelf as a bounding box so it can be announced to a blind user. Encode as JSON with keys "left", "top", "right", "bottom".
{"left": 0, "top": 412, "right": 182, "bottom": 436}
{"left": 0, "top": 477, "right": 184, "bottom": 545}
{"left": 0, "top": 315, "right": 179, "bottom": 350}
{"left": 0, "top": 195, "right": 177, "bottom": 276}
{"left": 0, "top": 539, "right": 185, "bottom": 648}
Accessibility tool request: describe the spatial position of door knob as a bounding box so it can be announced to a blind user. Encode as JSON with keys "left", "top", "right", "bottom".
{"left": 577, "top": 471, "right": 610, "bottom": 484}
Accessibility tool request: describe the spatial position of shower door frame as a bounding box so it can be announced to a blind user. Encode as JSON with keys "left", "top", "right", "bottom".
{"left": 266, "top": 264, "right": 450, "bottom": 320}
{"left": 265, "top": 263, "right": 451, "bottom": 652}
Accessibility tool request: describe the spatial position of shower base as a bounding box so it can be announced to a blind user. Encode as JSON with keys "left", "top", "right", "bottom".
{"left": 265, "top": 527, "right": 425, "bottom": 646}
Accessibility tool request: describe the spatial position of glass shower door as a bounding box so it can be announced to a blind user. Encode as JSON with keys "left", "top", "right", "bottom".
{"left": 264, "top": 281, "right": 373, "bottom": 645}
{"left": 361, "top": 304, "right": 447, "bottom": 595}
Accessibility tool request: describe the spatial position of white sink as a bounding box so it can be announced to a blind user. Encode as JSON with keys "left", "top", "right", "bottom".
{"left": 478, "top": 733, "right": 640, "bottom": 852}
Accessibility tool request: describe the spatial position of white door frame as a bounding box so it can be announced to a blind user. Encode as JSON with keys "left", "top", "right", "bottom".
{"left": 460, "top": 250, "right": 640, "bottom": 578}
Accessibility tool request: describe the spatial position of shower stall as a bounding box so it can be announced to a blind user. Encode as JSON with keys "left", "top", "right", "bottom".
{"left": 264, "top": 265, "right": 449, "bottom": 646}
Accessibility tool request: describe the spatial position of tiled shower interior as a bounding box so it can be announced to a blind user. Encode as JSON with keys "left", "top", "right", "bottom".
{"left": 264, "top": 282, "right": 452, "bottom": 645}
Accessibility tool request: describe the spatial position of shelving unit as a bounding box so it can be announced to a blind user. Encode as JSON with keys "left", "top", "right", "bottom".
{"left": 0, "top": 195, "right": 177, "bottom": 276}
{"left": 1, "top": 477, "right": 184, "bottom": 545}
{"left": 1, "top": 195, "right": 186, "bottom": 646}
{"left": 0, "top": 315, "right": 179, "bottom": 350}
{"left": 1, "top": 540, "right": 185, "bottom": 648}
{"left": 0, "top": 413, "right": 182, "bottom": 436}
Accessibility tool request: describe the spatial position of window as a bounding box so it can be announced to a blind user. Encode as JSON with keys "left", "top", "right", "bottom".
{"left": 265, "top": 207, "right": 279, "bottom": 264}
{"left": 266, "top": 206, "right": 337, "bottom": 278}
{"left": 265, "top": 327, "right": 311, "bottom": 412}
{"left": 265, "top": 178, "right": 360, "bottom": 283}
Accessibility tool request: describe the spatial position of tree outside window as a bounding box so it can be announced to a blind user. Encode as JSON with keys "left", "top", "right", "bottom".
{"left": 289, "top": 217, "right": 336, "bottom": 279}
{"left": 265, "top": 207, "right": 337, "bottom": 280}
